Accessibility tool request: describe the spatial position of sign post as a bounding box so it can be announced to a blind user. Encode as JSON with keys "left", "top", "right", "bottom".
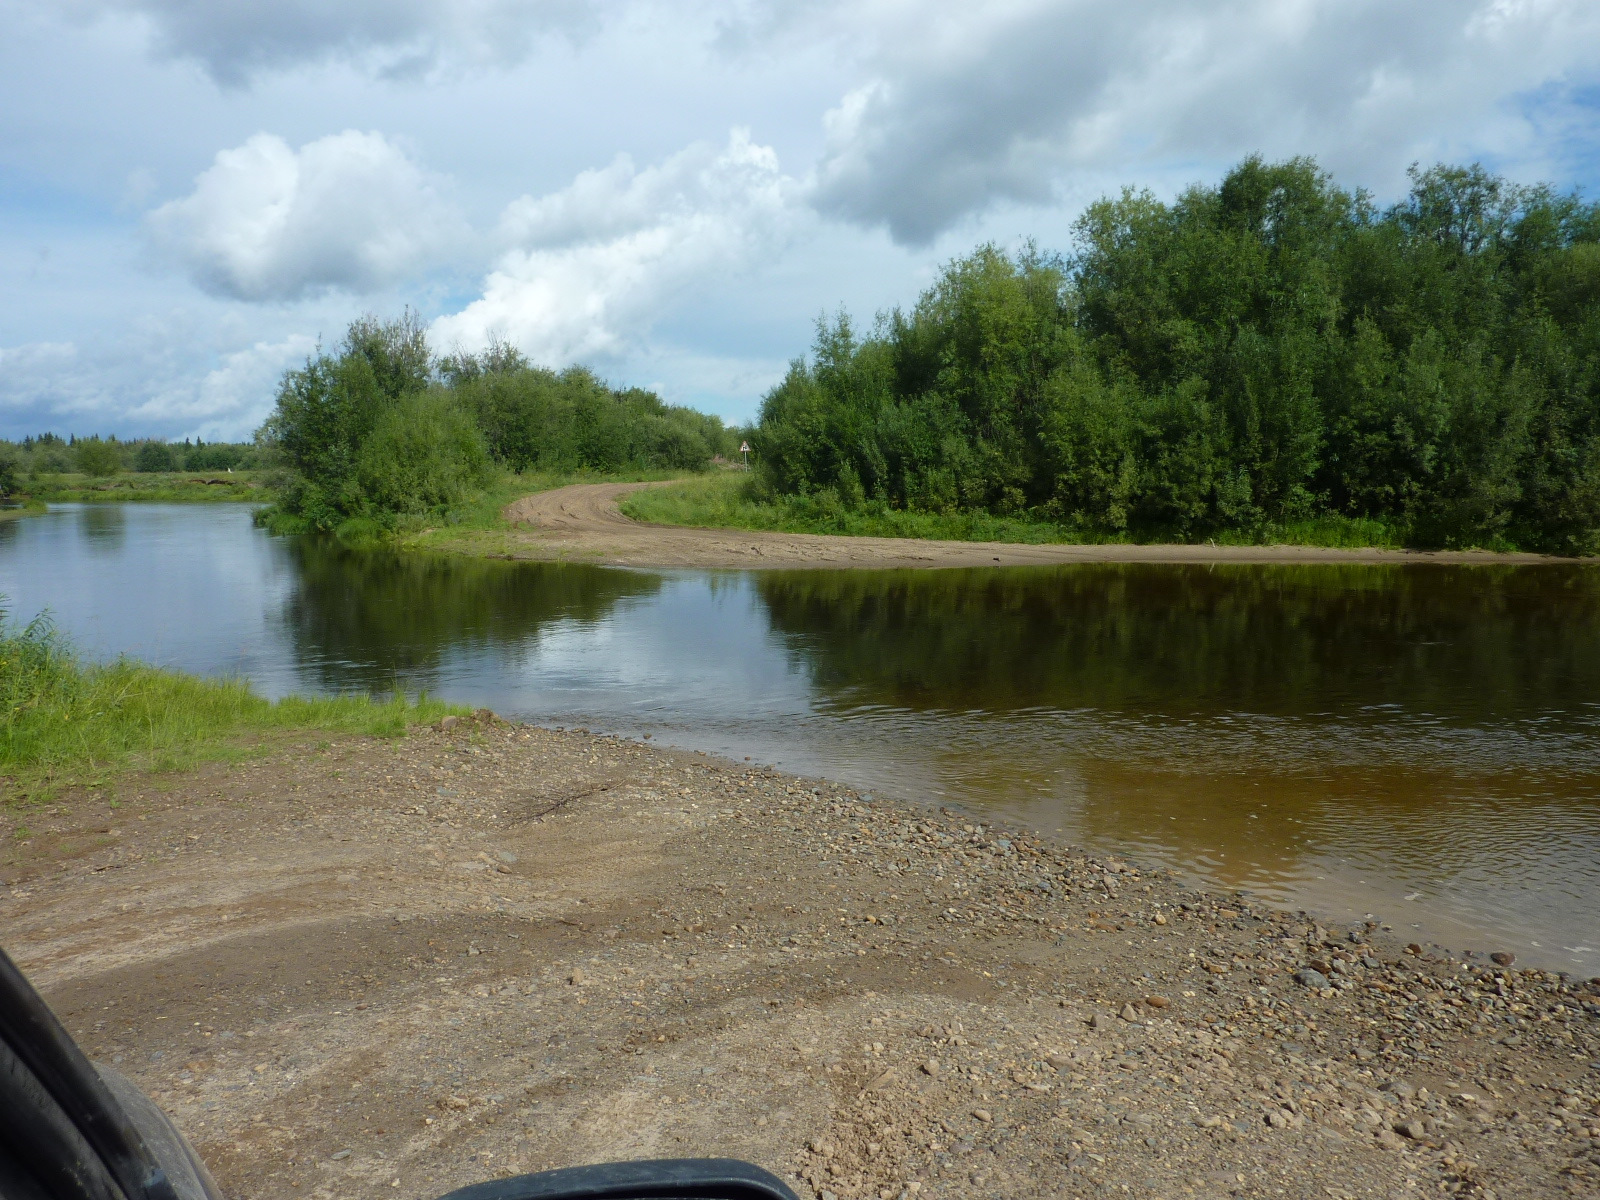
{"left": 739, "top": 441, "right": 751, "bottom": 469}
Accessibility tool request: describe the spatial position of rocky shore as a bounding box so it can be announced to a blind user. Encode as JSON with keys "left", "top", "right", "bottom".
{"left": 2, "top": 718, "right": 1596, "bottom": 1199}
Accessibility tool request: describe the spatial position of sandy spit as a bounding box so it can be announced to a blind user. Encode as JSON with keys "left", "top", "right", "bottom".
{"left": 486, "top": 483, "right": 1576, "bottom": 570}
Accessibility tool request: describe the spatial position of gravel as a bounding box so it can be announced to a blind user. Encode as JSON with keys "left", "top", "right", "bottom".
{"left": 3, "top": 719, "right": 1597, "bottom": 1200}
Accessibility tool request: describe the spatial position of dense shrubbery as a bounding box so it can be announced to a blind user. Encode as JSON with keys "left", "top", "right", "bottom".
{"left": 442, "top": 344, "right": 729, "bottom": 474}
{"left": 754, "top": 158, "right": 1600, "bottom": 551}
{"left": 260, "top": 316, "right": 735, "bottom": 535}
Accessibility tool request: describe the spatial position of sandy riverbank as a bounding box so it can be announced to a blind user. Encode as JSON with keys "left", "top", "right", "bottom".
{"left": 474, "top": 483, "right": 1576, "bottom": 570}
{"left": 2, "top": 718, "right": 1596, "bottom": 1200}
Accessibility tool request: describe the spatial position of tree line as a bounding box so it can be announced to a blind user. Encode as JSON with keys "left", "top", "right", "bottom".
{"left": 752, "top": 158, "right": 1600, "bottom": 551}
{"left": 0, "top": 435, "right": 257, "bottom": 495}
{"left": 259, "top": 314, "right": 738, "bottom": 534}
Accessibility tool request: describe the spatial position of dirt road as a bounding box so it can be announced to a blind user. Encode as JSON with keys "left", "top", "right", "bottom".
{"left": 493, "top": 483, "right": 1567, "bottom": 570}
{"left": 3, "top": 719, "right": 1596, "bottom": 1200}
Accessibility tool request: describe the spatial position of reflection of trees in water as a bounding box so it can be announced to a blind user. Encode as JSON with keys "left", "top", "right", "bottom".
{"left": 78, "top": 505, "right": 127, "bottom": 552}
{"left": 276, "top": 540, "right": 661, "bottom": 692}
{"left": 755, "top": 564, "right": 1600, "bottom": 722}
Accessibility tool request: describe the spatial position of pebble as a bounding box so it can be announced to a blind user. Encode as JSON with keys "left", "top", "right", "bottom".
{"left": 1491, "top": 951, "right": 1516, "bottom": 966}
{"left": 972, "top": 1109, "right": 992, "bottom": 1124}
{"left": 1119, "top": 1003, "right": 1140, "bottom": 1022}
{"left": 1293, "top": 968, "right": 1330, "bottom": 989}
{"left": 1089, "top": 1013, "right": 1109, "bottom": 1030}
{"left": 568, "top": 968, "right": 586, "bottom": 986}
{"left": 921, "top": 1058, "right": 942, "bottom": 1077}
{"left": 1145, "top": 995, "right": 1170, "bottom": 1009}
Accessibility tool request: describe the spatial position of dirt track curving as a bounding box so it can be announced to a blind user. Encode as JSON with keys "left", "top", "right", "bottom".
{"left": 495, "top": 483, "right": 1569, "bottom": 570}
{"left": 4, "top": 721, "right": 1596, "bottom": 1200}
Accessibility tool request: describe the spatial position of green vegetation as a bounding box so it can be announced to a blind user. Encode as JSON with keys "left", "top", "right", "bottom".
{"left": 259, "top": 314, "right": 739, "bottom": 537}
{"left": 1, "top": 434, "right": 264, "bottom": 509}
{"left": 621, "top": 471, "right": 1408, "bottom": 548}
{"left": 73, "top": 437, "right": 123, "bottom": 477}
{"left": 0, "top": 605, "right": 464, "bottom": 805}
{"left": 750, "top": 158, "right": 1600, "bottom": 553}
{"left": 23, "top": 471, "right": 265, "bottom": 503}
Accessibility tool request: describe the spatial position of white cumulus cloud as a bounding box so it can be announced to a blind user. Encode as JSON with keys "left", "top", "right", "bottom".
{"left": 433, "top": 129, "right": 807, "bottom": 365}
{"left": 146, "top": 130, "right": 468, "bottom": 302}
{"left": 718, "top": 0, "right": 1600, "bottom": 243}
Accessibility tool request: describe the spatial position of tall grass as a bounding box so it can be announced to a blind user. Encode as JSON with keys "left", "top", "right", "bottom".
{"left": 1, "top": 607, "right": 464, "bottom": 804}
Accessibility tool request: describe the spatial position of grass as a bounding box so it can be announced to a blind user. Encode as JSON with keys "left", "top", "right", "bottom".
{"left": 22, "top": 471, "right": 267, "bottom": 503}
{"left": 1, "top": 608, "right": 466, "bottom": 807}
{"left": 619, "top": 471, "right": 1419, "bottom": 549}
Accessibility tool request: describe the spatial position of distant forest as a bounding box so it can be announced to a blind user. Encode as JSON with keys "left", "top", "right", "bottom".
{"left": 753, "top": 158, "right": 1600, "bottom": 552}
{"left": 0, "top": 434, "right": 258, "bottom": 496}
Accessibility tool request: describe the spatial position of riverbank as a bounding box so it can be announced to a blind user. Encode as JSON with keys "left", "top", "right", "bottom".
{"left": 17, "top": 470, "right": 267, "bottom": 504}
{"left": 0, "top": 618, "right": 464, "bottom": 804}
{"left": 417, "top": 481, "right": 1577, "bottom": 569}
{"left": 3, "top": 719, "right": 1594, "bottom": 1200}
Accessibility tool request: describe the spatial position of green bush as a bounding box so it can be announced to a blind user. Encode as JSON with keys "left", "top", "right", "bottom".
{"left": 0, "top": 447, "right": 17, "bottom": 497}
{"left": 445, "top": 345, "right": 730, "bottom": 473}
{"left": 73, "top": 438, "right": 122, "bottom": 477}
{"left": 183, "top": 442, "right": 250, "bottom": 471}
{"left": 752, "top": 158, "right": 1600, "bottom": 551}
{"left": 134, "top": 441, "right": 177, "bottom": 472}
{"left": 259, "top": 312, "right": 435, "bottom": 531}
{"left": 356, "top": 389, "right": 494, "bottom": 519}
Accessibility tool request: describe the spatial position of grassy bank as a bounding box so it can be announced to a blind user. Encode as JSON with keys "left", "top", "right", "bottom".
{"left": 1, "top": 610, "right": 466, "bottom": 806}
{"left": 618, "top": 471, "right": 1412, "bottom": 549}
{"left": 23, "top": 470, "right": 267, "bottom": 504}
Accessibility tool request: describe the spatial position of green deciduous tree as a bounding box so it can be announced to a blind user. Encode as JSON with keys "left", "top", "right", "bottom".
{"left": 751, "top": 157, "right": 1600, "bottom": 551}
{"left": 73, "top": 438, "right": 122, "bottom": 478}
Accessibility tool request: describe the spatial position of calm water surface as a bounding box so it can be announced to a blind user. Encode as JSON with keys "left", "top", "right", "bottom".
{"left": 5, "top": 503, "right": 1599, "bottom": 972}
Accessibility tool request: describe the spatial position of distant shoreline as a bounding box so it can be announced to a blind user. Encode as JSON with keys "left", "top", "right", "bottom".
{"left": 406, "top": 480, "right": 1588, "bottom": 570}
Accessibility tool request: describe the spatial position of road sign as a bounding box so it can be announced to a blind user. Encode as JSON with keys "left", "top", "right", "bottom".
{"left": 739, "top": 442, "right": 750, "bottom": 453}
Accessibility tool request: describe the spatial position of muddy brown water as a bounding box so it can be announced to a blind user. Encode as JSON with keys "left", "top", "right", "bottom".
{"left": 4, "top": 502, "right": 1598, "bottom": 972}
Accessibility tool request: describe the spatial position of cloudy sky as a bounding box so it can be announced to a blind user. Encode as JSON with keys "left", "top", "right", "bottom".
{"left": 3, "top": 0, "right": 1599, "bottom": 441}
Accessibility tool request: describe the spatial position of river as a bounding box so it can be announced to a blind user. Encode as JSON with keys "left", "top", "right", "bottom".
{"left": 4, "top": 501, "right": 1598, "bottom": 973}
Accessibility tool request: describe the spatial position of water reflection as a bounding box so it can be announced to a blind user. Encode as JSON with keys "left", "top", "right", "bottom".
{"left": 750, "top": 564, "right": 1600, "bottom": 967}
{"left": 2, "top": 504, "right": 1597, "bottom": 969}
{"left": 755, "top": 563, "right": 1600, "bottom": 722}
{"left": 275, "top": 539, "right": 662, "bottom": 691}
{"left": 78, "top": 504, "right": 127, "bottom": 552}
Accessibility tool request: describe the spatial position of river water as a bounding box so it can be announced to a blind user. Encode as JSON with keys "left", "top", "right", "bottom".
{"left": 4, "top": 502, "right": 1598, "bottom": 973}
